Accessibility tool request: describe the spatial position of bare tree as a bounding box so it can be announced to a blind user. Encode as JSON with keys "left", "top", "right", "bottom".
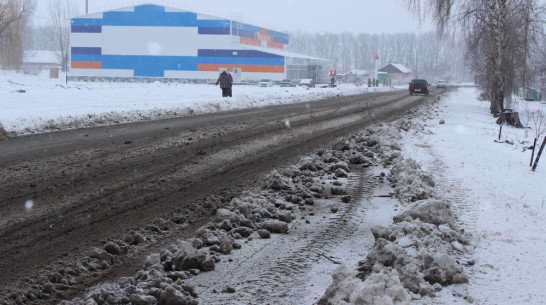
{"left": 47, "top": 0, "right": 79, "bottom": 72}
{"left": 23, "top": 25, "right": 57, "bottom": 51}
{"left": 523, "top": 107, "right": 546, "bottom": 140}
{"left": 287, "top": 30, "right": 467, "bottom": 83}
{"left": 515, "top": 0, "right": 546, "bottom": 90}
{"left": 0, "top": 0, "right": 35, "bottom": 69}
{"left": 405, "top": 0, "right": 545, "bottom": 118}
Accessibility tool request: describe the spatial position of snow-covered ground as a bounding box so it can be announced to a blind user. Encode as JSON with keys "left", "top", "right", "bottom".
{"left": 401, "top": 89, "right": 546, "bottom": 304}
{"left": 1, "top": 70, "right": 385, "bottom": 136}
{"left": 2, "top": 71, "right": 546, "bottom": 304}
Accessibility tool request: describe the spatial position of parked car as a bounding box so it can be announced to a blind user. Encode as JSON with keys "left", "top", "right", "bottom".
{"left": 259, "top": 79, "right": 273, "bottom": 87}
{"left": 280, "top": 79, "right": 296, "bottom": 87}
{"left": 409, "top": 79, "right": 430, "bottom": 95}
{"left": 436, "top": 80, "right": 447, "bottom": 89}
{"left": 299, "top": 79, "right": 315, "bottom": 88}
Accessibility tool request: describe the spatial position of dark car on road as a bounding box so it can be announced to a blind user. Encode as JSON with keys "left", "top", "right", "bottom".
{"left": 409, "top": 79, "right": 430, "bottom": 95}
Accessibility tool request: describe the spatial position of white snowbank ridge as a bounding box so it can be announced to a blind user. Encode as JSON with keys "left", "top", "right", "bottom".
{"left": 0, "top": 70, "right": 388, "bottom": 136}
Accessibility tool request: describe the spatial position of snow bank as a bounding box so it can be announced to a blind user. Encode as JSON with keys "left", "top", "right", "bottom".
{"left": 390, "top": 158, "right": 436, "bottom": 204}
{"left": 319, "top": 265, "right": 411, "bottom": 305}
{"left": 0, "top": 70, "right": 390, "bottom": 136}
{"left": 317, "top": 102, "right": 471, "bottom": 305}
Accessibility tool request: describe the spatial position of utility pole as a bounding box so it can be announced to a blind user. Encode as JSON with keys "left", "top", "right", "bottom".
{"left": 86, "top": 0, "right": 88, "bottom": 14}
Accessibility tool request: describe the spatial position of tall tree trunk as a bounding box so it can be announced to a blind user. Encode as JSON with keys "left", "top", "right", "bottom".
{"left": 521, "top": 0, "right": 531, "bottom": 89}
{"left": 489, "top": 0, "right": 507, "bottom": 115}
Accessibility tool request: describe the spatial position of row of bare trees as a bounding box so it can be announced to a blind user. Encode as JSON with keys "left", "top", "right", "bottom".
{"left": 0, "top": 0, "right": 35, "bottom": 69}
{"left": 287, "top": 31, "right": 468, "bottom": 82}
{"left": 1, "top": 0, "right": 78, "bottom": 71}
{"left": 406, "top": 0, "right": 545, "bottom": 117}
{"left": 46, "top": 0, "right": 78, "bottom": 71}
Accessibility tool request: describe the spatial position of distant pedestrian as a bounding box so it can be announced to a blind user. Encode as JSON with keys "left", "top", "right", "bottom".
{"left": 330, "top": 77, "right": 336, "bottom": 87}
{"left": 215, "top": 71, "right": 230, "bottom": 97}
{"left": 227, "top": 72, "right": 233, "bottom": 97}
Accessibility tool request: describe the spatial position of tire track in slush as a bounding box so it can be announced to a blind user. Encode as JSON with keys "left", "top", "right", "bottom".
{"left": 416, "top": 141, "right": 479, "bottom": 287}
{"left": 421, "top": 144, "right": 479, "bottom": 233}
{"left": 254, "top": 171, "right": 375, "bottom": 300}
{"left": 189, "top": 166, "right": 377, "bottom": 304}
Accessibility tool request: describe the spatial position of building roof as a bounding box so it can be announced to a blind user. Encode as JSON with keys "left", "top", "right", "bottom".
{"left": 24, "top": 51, "right": 60, "bottom": 65}
{"left": 240, "top": 45, "right": 328, "bottom": 62}
{"left": 72, "top": 4, "right": 289, "bottom": 41}
{"left": 378, "top": 63, "right": 414, "bottom": 74}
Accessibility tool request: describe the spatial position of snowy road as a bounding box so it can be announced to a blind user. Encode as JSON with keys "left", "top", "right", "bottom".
{"left": 0, "top": 89, "right": 434, "bottom": 303}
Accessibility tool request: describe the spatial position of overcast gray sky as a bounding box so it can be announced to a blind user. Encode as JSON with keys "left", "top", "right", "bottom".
{"left": 35, "top": 0, "right": 434, "bottom": 34}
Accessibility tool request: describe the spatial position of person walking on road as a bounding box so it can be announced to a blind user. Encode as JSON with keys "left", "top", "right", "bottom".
{"left": 227, "top": 72, "right": 233, "bottom": 97}
{"left": 215, "top": 71, "right": 230, "bottom": 97}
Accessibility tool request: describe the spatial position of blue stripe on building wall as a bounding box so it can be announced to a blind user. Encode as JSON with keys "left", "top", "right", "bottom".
{"left": 73, "top": 5, "right": 229, "bottom": 28}
{"left": 268, "top": 30, "right": 289, "bottom": 42}
{"left": 233, "top": 29, "right": 255, "bottom": 39}
{"left": 198, "top": 49, "right": 283, "bottom": 58}
{"left": 198, "top": 27, "right": 230, "bottom": 35}
{"left": 70, "top": 53, "right": 284, "bottom": 77}
{"left": 231, "top": 22, "right": 289, "bottom": 45}
{"left": 71, "top": 25, "right": 102, "bottom": 33}
{"left": 197, "top": 19, "right": 230, "bottom": 28}
{"left": 102, "top": 55, "right": 198, "bottom": 77}
{"left": 273, "top": 37, "right": 289, "bottom": 44}
{"left": 102, "top": 9, "right": 197, "bottom": 27}
{"left": 72, "top": 18, "right": 103, "bottom": 26}
{"left": 198, "top": 57, "right": 283, "bottom": 65}
{"left": 72, "top": 47, "right": 102, "bottom": 54}
{"left": 273, "top": 36, "right": 289, "bottom": 44}
{"left": 232, "top": 22, "right": 262, "bottom": 35}
{"left": 71, "top": 54, "right": 284, "bottom": 66}
{"left": 70, "top": 4, "right": 288, "bottom": 46}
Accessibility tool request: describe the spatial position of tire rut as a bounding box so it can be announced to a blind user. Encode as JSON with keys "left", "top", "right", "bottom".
{"left": 189, "top": 166, "right": 378, "bottom": 305}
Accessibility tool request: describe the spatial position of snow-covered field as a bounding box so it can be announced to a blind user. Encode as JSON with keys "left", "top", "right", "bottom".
{"left": 0, "top": 70, "right": 386, "bottom": 136}
{"left": 1, "top": 71, "right": 546, "bottom": 304}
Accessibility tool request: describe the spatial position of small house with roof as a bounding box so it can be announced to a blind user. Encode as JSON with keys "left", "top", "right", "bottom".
{"left": 378, "top": 63, "right": 414, "bottom": 85}
{"left": 22, "top": 51, "right": 62, "bottom": 76}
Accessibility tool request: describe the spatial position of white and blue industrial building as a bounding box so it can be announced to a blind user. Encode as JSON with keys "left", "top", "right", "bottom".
{"left": 69, "top": 4, "right": 328, "bottom": 82}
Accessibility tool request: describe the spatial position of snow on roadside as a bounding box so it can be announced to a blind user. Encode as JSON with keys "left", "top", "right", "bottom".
{"left": 317, "top": 111, "right": 471, "bottom": 305}
{"left": 0, "top": 70, "right": 388, "bottom": 136}
{"left": 399, "top": 88, "right": 546, "bottom": 304}
{"left": 317, "top": 88, "right": 546, "bottom": 305}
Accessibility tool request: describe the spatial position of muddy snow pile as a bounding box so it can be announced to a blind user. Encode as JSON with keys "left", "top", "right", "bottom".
{"left": 317, "top": 108, "right": 471, "bottom": 305}
{"left": 49, "top": 131, "right": 379, "bottom": 304}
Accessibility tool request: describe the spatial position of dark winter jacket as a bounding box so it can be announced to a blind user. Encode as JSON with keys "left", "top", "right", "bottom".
{"left": 228, "top": 74, "right": 233, "bottom": 87}
{"left": 216, "top": 71, "right": 230, "bottom": 88}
